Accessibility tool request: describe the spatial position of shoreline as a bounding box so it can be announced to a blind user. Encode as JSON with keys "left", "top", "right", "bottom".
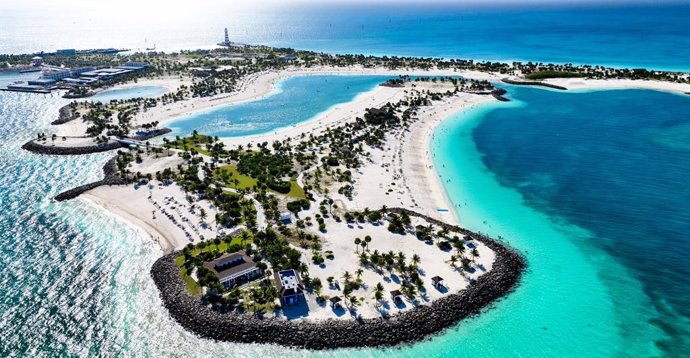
{"left": 81, "top": 193, "right": 176, "bottom": 252}
{"left": 37, "top": 66, "right": 690, "bottom": 348}
{"left": 49, "top": 66, "right": 690, "bottom": 250}
{"left": 150, "top": 208, "right": 526, "bottom": 350}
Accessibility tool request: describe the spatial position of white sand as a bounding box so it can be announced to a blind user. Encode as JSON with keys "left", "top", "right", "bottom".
{"left": 82, "top": 181, "right": 218, "bottom": 252}
{"left": 297, "top": 216, "right": 495, "bottom": 320}
{"left": 544, "top": 77, "right": 690, "bottom": 94}
{"left": 77, "top": 65, "right": 690, "bottom": 320}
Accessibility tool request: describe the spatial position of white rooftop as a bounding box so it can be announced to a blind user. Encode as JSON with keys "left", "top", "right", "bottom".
{"left": 278, "top": 270, "right": 299, "bottom": 290}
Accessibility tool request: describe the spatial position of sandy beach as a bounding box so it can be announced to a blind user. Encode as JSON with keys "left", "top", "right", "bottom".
{"left": 59, "top": 64, "right": 690, "bottom": 322}
{"left": 82, "top": 182, "right": 218, "bottom": 252}
{"left": 71, "top": 65, "right": 690, "bottom": 253}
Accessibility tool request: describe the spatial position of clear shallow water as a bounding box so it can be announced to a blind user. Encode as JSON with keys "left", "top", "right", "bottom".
{"left": 429, "top": 87, "right": 690, "bottom": 356}
{"left": 3, "top": 67, "right": 688, "bottom": 357}
{"left": 0, "top": 3, "right": 689, "bottom": 71}
{"left": 89, "top": 86, "right": 169, "bottom": 102}
{"left": 0, "top": 3, "right": 689, "bottom": 353}
{"left": 169, "top": 74, "right": 388, "bottom": 137}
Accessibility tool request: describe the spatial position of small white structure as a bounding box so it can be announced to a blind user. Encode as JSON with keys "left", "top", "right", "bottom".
{"left": 275, "top": 269, "right": 304, "bottom": 305}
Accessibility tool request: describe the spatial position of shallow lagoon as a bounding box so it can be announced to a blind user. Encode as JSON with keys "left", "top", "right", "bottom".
{"left": 423, "top": 86, "right": 690, "bottom": 356}
{"left": 89, "top": 85, "right": 169, "bottom": 102}
{"left": 1, "top": 71, "right": 689, "bottom": 356}
{"left": 168, "top": 74, "right": 389, "bottom": 138}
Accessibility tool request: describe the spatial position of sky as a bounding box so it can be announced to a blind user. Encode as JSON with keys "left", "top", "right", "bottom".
{"left": 3, "top": 0, "right": 687, "bottom": 8}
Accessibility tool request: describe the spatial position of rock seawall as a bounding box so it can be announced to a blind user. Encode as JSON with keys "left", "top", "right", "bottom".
{"left": 22, "top": 128, "right": 172, "bottom": 156}
{"left": 491, "top": 88, "right": 510, "bottom": 102}
{"left": 54, "top": 156, "right": 129, "bottom": 201}
{"left": 22, "top": 140, "right": 123, "bottom": 155}
{"left": 501, "top": 78, "right": 568, "bottom": 90}
{"left": 51, "top": 105, "right": 75, "bottom": 125}
{"left": 150, "top": 207, "right": 526, "bottom": 349}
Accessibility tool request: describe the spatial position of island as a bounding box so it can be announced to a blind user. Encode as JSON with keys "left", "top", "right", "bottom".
{"left": 12, "top": 43, "right": 690, "bottom": 349}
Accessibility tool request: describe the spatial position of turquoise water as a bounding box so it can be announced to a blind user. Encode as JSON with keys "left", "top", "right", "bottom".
{"left": 1, "top": 1, "right": 690, "bottom": 354}
{"left": 169, "top": 75, "right": 388, "bottom": 137}
{"left": 1, "top": 3, "right": 689, "bottom": 71}
{"left": 3, "top": 67, "right": 688, "bottom": 356}
{"left": 428, "top": 87, "right": 690, "bottom": 356}
{"left": 89, "top": 85, "right": 169, "bottom": 102}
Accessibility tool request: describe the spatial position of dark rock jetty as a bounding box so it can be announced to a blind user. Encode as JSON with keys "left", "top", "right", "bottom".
{"left": 150, "top": 208, "right": 526, "bottom": 349}
{"left": 51, "top": 105, "right": 75, "bottom": 125}
{"left": 22, "top": 140, "right": 123, "bottom": 155}
{"left": 491, "top": 88, "right": 510, "bottom": 102}
{"left": 501, "top": 78, "right": 568, "bottom": 90}
{"left": 54, "top": 156, "right": 129, "bottom": 201}
{"left": 21, "top": 128, "right": 172, "bottom": 156}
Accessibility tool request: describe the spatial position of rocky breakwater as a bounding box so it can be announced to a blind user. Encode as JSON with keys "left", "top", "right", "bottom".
{"left": 150, "top": 208, "right": 527, "bottom": 349}
{"left": 51, "top": 105, "right": 76, "bottom": 125}
{"left": 22, "top": 128, "right": 172, "bottom": 156}
{"left": 22, "top": 139, "right": 123, "bottom": 155}
{"left": 501, "top": 78, "right": 568, "bottom": 90}
{"left": 491, "top": 88, "right": 510, "bottom": 102}
{"left": 54, "top": 156, "right": 129, "bottom": 201}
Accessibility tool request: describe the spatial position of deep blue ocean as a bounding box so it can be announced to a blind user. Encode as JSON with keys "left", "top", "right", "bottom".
{"left": 0, "top": 2, "right": 689, "bottom": 71}
{"left": 1, "top": 1, "right": 689, "bottom": 357}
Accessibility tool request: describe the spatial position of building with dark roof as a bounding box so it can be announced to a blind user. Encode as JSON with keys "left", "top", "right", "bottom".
{"left": 274, "top": 269, "right": 304, "bottom": 305}
{"left": 203, "top": 251, "right": 262, "bottom": 288}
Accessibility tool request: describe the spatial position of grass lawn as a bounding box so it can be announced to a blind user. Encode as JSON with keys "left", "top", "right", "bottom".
{"left": 165, "top": 135, "right": 213, "bottom": 156}
{"left": 287, "top": 176, "right": 306, "bottom": 199}
{"left": 176, "top": 256, "right": 202, "bottom": 296}
{"left": 215, "top": 165, "right": 257, "bottom": 190}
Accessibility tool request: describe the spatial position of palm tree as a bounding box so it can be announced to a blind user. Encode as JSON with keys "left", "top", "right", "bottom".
{"left": 471, "top": 248, "right": 480, "bottom": 262}
{"left": 358, "top": 252, "right": 369, "bottom": 266}
{"left": 373, "top": 282, "right": 384, "bottom": 305}
{"left": 355, "top": 268, "right": 364, "bottom": 281}
{"left": 362, "top": 207, "right": 371, "bottom": 220}
{"left": 375, "top": 282, "right": 384, "bottom": 296}
{"left": 348, "top": 295, "right": 359, "bottom": 308}
{"left": 240, "top": 230, "right": 251, "bottom": 245}
{"left": 342, "top": 271, "right": 352, "bottom": 283}
{"left": 374, "top": 290, "right": 383, "bottom": 305}
{"left": 449, "top": 255, "right": 458, "bottom": 267}
{"left": 354, "top": 237, "right": 361, "bottom": 253}
{"left": 370, "top": 250, "right": 381, "bottom": 267}
{"left": 411, "top": 254, "right": 421, "bottom": 269}
{"left": 453, "top": 240, "right": 465, "bottom": 258}
{"left": 199, "top": 208, "right": 207, "bottom": 223}
{"left": 364, "top": 235, "right": 372, "bottom": 251}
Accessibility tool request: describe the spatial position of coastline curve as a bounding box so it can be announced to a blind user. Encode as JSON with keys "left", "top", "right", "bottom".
{"left": 150, "top": 208, "right": 526, "bottom": 350}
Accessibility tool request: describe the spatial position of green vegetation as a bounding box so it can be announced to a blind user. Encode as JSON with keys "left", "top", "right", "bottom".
{"left": 176, "top": 256, "right": 202, "bottom": 296}
{"left": 215, "top": 165, "right": 258, "bottom": 190}
{"left": 287, "top": 177, "right": 306, "bottom": 199}
{"left": 524, "top": 71, "right": 587, "bottom": 80}
{"left": 163, "top": 132, "right": 220, "bottom": 156}
{"left": 237, "top": 149, "right": 295, "bottom": 194}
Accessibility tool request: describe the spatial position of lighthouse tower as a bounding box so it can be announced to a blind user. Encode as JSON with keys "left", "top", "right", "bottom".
{"left": 218, "top": 28, "right": 232, "bottom": 47}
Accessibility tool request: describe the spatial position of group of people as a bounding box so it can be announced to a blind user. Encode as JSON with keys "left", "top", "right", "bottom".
{"left": 148, "top": 192, "right": 206, "bottom": 243}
